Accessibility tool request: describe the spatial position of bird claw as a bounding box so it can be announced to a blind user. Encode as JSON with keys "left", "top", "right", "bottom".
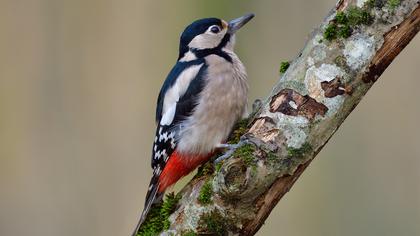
{"left": 214, "top": 142, "right": 244, "bottom": 164}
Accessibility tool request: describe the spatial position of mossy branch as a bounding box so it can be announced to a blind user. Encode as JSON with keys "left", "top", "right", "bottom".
{"left": 139, "top": 0, "right": 420, "bottom": 235}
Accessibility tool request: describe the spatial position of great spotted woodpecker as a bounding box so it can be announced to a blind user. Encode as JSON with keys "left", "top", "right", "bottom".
{"left": 132, "top": 13, "right": 254, "bottom": 235}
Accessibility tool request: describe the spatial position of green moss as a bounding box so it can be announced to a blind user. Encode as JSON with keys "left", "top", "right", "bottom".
{"left": 287, "top": 142, "right": 313, "bottom": 159}
{"left": 324, "top": 23, "right": 337, "bottom": 41}
{"left": 196, "top": 162, "right": 214, "bottom": 177}
{"left": 198, "top": 181, "right": 213, "bottom": 205}
{"left": 387, "top": 0, "right": 400, "bottom": 10}
{"left": 347, "top": 6, "right": 373, "bottom": 26}
{"left": 227, "top": 118, "right": 249, "bottom": 144}
{"left": 338, "top": 24, "right": 352, "bottom": 38}
{"left": 279, "top": 61, "right": 290, "bottom": 74}
{"left": 267, "top": 151, "right": 278, "bottom": 162}
{"left": 137, "top": 193, "right": 181, "bottom": 235}
{"left": 242, "top": 154, "right": 255, "bottom": 167}
{"left": 335, "top": 11, "right": 348, "bottom": 24}
{"left": 365, "top": 0, "right": 376, "bottom": 9}
{"left": 233, "top": 144, "right": 256, "bottom": 167}
{"left": 161, "top": 193, "right": 181, "bottom": 230}
{"left": 137, "top": 205, "right": 162, "bottom": 236}
{"left": 215, "top": 162, "right": 223, "bottom": 173}
{"left": 325, "top": 6, "right": 374, "bottom": 42}
{"left": 198, "top": 211, "right": 227, "bottom": 235}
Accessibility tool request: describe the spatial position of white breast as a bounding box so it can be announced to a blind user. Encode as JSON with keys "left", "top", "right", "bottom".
{"left": 177, "top": 52, "right": 248, "bottom": 154}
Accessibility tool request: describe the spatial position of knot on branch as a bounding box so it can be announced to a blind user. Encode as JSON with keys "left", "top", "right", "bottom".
{"left": 214, "top": 143, "right": 275, "bottom": 203}
{"left": 215, "top": 158, "right": 250, "bottom": 200}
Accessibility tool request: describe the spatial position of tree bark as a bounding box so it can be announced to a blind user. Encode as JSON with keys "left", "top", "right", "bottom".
{"left": 158, "top": 0, "right": 420, "bottom": 235}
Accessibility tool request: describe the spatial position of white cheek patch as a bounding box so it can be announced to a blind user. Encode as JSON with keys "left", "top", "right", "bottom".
{"left": 161, "top": 63, "right": 204, "bottom": 125}
{"left": 188, "top": 29, "right": 227, "bottom": 49}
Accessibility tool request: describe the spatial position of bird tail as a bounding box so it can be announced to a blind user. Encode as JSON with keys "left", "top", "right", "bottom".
{"left": 131, "top": 177, "right": 163, "bottom": 236}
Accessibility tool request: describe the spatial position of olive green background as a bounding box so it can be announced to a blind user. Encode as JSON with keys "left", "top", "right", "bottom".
{"left": 1, "top": 1, "right": 419, "bottom": 235}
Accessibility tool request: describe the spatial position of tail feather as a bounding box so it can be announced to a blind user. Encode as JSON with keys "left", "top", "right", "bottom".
{"left": 131, "top": 181, "right": 162, "bottom": 236}
{"left": 132, "top": 151, "right": 212, "bottom": 235}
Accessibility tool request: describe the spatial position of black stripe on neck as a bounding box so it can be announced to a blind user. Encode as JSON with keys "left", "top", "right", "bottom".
{"left": 190, "top": 34, "right": 233, "bottom": 63}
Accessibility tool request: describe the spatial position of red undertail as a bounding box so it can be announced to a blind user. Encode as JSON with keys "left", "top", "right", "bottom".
{"left": 158, "top": 151, "right": 213, "bottom": 192}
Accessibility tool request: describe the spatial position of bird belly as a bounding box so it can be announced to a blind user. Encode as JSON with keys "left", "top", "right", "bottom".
{"left": 177, "top": 55, "right": 248, "bottom": 156}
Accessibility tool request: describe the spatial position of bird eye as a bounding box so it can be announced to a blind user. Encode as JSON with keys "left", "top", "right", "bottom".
{"left": 210, "top": 25, "right": 221, "bottom": 34}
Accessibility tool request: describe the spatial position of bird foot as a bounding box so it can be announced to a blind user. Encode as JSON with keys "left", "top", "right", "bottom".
{"left": 214, "top": 142, "right": 244, "bottom": 164}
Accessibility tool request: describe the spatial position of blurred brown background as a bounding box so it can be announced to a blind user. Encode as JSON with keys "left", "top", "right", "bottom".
{"left": 1, "top": 0, "right": 419, "bottom": 235}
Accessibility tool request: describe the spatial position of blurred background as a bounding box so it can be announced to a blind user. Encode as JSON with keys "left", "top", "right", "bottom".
{"left": 1, "top": 0, "right": 419, "bottom": 235}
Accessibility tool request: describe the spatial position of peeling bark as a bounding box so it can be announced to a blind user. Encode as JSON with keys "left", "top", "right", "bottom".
{"left": 156, "top": 1, "right": 420, "bottom": 235}
{"left": 269, "top": 89, "right": 329, "bottom": 120}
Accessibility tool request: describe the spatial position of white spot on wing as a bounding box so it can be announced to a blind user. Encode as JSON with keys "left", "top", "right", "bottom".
{"left": 170, "top": 138, "right": 176, "bottom": 149}
{"left": 159, "top": 131, "right": 168, "bottom": 142}
{"left": 179, "top": 51, "right": 197, "bottom": 62}
{"left": 161, "top": 63, "right": 204, "bottom": 124}
{"left": 154, "top": 151, "right": 161, "bottom": 160}
{"left": 153, "top": 166, "right": 161, "bottom": 175}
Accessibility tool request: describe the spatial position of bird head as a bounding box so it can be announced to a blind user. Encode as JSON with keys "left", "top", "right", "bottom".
{"left": 178, "top": 13, "right": 254, "bottom": 60}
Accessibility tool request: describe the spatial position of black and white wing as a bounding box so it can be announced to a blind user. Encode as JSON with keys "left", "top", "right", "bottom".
{"left": 132, "top": 59, "right": 207, "bottom": 235}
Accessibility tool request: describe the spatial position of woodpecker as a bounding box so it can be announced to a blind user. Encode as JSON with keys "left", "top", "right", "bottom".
{"left": 132, "top": 13, "right": 254, "bottom": 235}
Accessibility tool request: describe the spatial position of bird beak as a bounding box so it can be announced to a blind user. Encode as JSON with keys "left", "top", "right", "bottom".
{"left": 228, "top": 13, "right": 255, "bottom": 34}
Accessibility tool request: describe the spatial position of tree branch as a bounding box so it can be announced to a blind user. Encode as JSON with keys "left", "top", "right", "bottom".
{"left": 140, "top": 0, "right": 420, "bottom": 235}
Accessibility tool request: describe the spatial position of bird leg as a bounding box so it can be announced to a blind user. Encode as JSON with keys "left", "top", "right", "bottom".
{"left": 214, "top": 100, "right": 261, "bottom": 164}
{"left": 214, "top": 142, "right": 246, "bottom": 164}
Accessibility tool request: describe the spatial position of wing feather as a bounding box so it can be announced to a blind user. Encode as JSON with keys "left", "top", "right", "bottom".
{"left": 133, "top": 59, "right": 208, "bottom": 235}
{"left": 155, "top": 59, "right": 206, "bottom": 123}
